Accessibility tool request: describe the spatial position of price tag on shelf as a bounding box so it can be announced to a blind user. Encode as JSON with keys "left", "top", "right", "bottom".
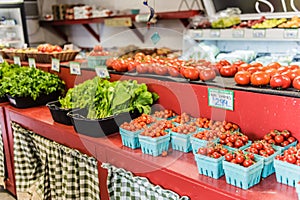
{"left": 95, "top": 66, "right": 110, "bottom": 79}
{"left": 28, "top": 58, "right": 36, "bottom": 68}
{"left": 252, "top": 29, "right": 266, "bottom": 38}
{"left": 51, "top": 58, "right": 60, "bottom": 72}
{"left": 283, "top": 29, "right": 298, "bottom": 39}
{"left": 13, "top": 56, "right": 21, "bottom": 66}
{"left": 0, "top": 55, "right": 4, "bottom": 63}
{"left": 69, "top": 61, "right": 81, "bottom": 75}
{"left": 232, "top": 29, "right": 245, "bottom": 38}
{"left": 63, "top": 44, "right": 73, "bottom": 51}
{"left": 191, "top": 30, "right": 203, "bottom": 39}
{"left": 210, "top": 29, "right": 220, "bottom": 38}
{"left": 208, "top": 88, "right": 234, "bottom": 111}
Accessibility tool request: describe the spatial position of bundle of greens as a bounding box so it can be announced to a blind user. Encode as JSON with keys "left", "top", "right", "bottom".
{"left": 0, "top": 65, "right": 65, "bottom": 100}
{"left": 59, "top": 77, "right": 159, "bottom": 119}
{"left": 0, "top": 62, "right": 21, "bottom": 97}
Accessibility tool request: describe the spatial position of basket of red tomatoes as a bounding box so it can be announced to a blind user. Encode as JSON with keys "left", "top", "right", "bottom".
{"left": 171, "top": 112, "right": 195, "bottom": 126}
{"left": 274, "top": 143, "right": 300, "bottom": 187}
{"left": 223, "top": 150, "right": 264, "bottom": 190}
{"left": 245, "top": 140, "right": 281, "bottom": 178}
{"left": 195, "top": 143, "right": 228, "bottom": 179}
{"left": 191, "top": 129, "right": 219, "bottom": 154}
{"left": 119, "top": 114, "right": 156, "bottom": 149}
{"left": 263, "top": 129, "right": 298, "bottom": 152}
{"left": 170, "top": 124, "right": 198, "bottom": 153}
{"left": 138, "top": 120, "right": 174, "bottom": 156}
{"left": 152, "top": 109, "right": 177, "bottom": 120}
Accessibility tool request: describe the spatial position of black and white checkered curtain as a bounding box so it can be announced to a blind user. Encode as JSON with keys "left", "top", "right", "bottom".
{"left": 12, "top": 122, "right": 100, "bottom": 200}
{"left": 102, "top": 163, "right": 190, "bottom": 200}
{"left": 0, "top": 124, "right": 5, "bottom": 187}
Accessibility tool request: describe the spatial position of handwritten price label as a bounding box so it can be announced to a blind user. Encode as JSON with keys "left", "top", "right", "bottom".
{"left": 253, "top": 29, "right": 266, "bottom": 38}
{"left": 232, "top": 29, "right": 245, "bottom": 38}
{"left": 95, "top": 66, "right": 110, "bottom": 79}
{"left": 208, "top": 88, "right": 234, "bottom": 110}
{"left": 210, "top": 30, "right": 220, "bottom": 38}
{"left": 51, "top": 58, "right": 60, "bottom": 72}
{"left": 70, "top": 62, "right": 81, "bottom": 75}
{"left": 28, "top": 58, "right": 36, "bottom": 68}
{"left": 283, "top": 29, "right": 298, "bottom": 39}
{"left": 13, "top": 56, "right": 21, "bottom": 66}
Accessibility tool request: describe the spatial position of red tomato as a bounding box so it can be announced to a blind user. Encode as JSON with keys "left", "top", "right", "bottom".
{"left": 267, "top": 62, "right": 281, "bottom": 69}
{"left": 219, "top": 65, "right": 238, "bottom": 77}
{"left": 153, "top": 65, "right": 168, "bottom": 75}
{"left": 286, "top": 155, "right": 296, "bottom": 164}
{"left": 105, "top": 57, "right": 116, "bottom": 68}
{"left": 287, "top": 136, "right": 296, "bottom": 144}
{"left": 182, "top": 67, "right": 199, "bottom": 80}
{"left": 232, "top": 60, "right": 246, "bottom": 67}
{"left": 168, "top": 66, "right": 181, "bottom": 77}
{"left": 265, "top": 68, "right": 278, "bottom": 77}
{"left": 274, "top": 134, "right": 284, "bottom": 144}
{"left": 250, "top": 62, "right": 263, "bottom": 68}
{"left": 281, "top": 130, "right": 291, "bottom": 138}
{"left": 234, "top": 139, "right": 244, "bottom": 148}
{"left": 112, "top": 59, "right": 128, "bottom": 72}
{"left": 136, "top": 63, "right": 148, "bottom": 74}
{"left": 225, "top": 153, "right": 233, "bottom": 161}
{"left": 218, "top": 59, "right": 231, "bottom": 66}
{"left": 127, "top": 61, "right": 138, "bottom": 72}
{"left": 292, "top": 76, "right": 300, "bottom": 90}
{"left": 270, "top": 74, "right": 291, "bottom": 89}
{"left": 237, "top": 63, "right": 251, "bottom": 71}
{"left": 234, "top": 71, "right": 251, "bottom": 85}
{"left": 243, "top": 159, "right": 254, "bottom": 167}
{"left": 247, "top": 66, "right": 260, "bottom": 74}
{"left": 251, "top": 71, "right": 271, "bottom": 86}
{"left": 236, "top": 154, "right": 245, "bottom": 164}
{"left": 199, "top": 68, "right": 216, "bottom": 81}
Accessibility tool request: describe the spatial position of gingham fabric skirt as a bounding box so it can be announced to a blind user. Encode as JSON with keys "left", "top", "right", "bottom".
{"left": 0, "top": 124, "right": 5, "bottom": 187}
{"left": 12, "top": 122, "right": 100, "bottom": 200}
{"left": 102, "top": 163, "right": 190, "bottom": 200}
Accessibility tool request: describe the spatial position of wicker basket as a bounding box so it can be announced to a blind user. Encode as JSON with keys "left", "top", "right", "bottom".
{"left": 0, "top": 49, "right": 7, "bottom": 58}
{"left": 4, "top": 50, "right": 16, "bottom": 60}
{"left": 27, "top": 50, "right": 79, "bottom": 63}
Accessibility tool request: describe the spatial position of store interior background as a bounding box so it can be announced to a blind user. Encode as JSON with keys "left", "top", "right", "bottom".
{"left": 26, "top": 0, "right": 203, "bottom": 50}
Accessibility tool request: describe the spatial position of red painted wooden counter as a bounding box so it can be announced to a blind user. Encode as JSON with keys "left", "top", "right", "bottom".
{"left": 2, "top": 104, "right": 298, "bottom": 200}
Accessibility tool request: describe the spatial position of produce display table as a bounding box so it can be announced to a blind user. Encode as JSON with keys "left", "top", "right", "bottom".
{"left": 2, "top": 104, "right": 298, "bottom": 200}
{"left": 1, "top": 68, "right": 299, "bottom": 199}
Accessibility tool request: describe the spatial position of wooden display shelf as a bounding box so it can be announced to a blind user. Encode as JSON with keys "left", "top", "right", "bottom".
{"left": 39, "top": 10, "right": 202, "bottom": 42}
{"left": 1, "top": 69, "right": 300, "bottom": 199}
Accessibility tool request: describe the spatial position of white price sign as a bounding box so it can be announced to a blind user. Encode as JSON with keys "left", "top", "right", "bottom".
{"left": 70, "top": 61, "right": 81, "bottom": 75}
{"left": 253, "top": 29, "right": 266, "bottom": 38}
{"left": 283, "top": 29, "right": 298, "bottom": 39}
{"left": 232, "top": 29, "right": 245, "bottom": 38}
{"left": 210, "top": 30, "right": 220, "bottom": 38}
{"left": 192, "top": 30, "right": 203, "bottom": 39}
{"left": 51, "top": 58, "right": 60, "bottom": 72}
{"left": 28, "top": 58, "right": 36, "bottom": 68}
{"left": 95, "top": 66, "right": 110, "bottom": 79}
{"left": 13, "top": 56, "right": 21, "bottom": 66}
{"left": 0, "top": 55, "right": 4, "bottom": 63}
{"left": 208, "top": 88, "right": 234, "bottom": 111}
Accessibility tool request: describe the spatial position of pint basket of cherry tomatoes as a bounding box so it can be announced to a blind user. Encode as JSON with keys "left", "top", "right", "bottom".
{"left": 223, "top": 150, "right": 264, "bottom": 190}
{"left": 195, "top": 143, "right": 228, "bottom": 179}
{"left": 152, "top": 109, "right": 177, "bottom": 120}
{"left": 274, "top": 143, "right": 300, "bottom": 187}
{"left": 119, "top": 114, "right": 156, "bottom": 149}
{"left": 218, "top": 131, "right": 252, "bottom": 151}
{"left": 170, "top": 124, "right": 198, "bottom": 153}
{"left": 210, "top": 120, "right": 240, "bottom": 133}
{"left": 138, "top": 120, "right": 174, "bottom": 156}
{"left": 191, "top": 129, "right": 219, "bottom": 154}
{"left": 189, "top": 117, "right": 212, "bottom": 129}
{"left": 263, "top": 129, "right": 298, "bottom": 152}
{"left": 245, "top": 140, "right": 281, "bottom": 178}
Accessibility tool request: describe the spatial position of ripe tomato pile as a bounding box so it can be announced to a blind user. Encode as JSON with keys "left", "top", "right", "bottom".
{"left": 171, "top": 112, "right": 194, "bottom": 124}
{"left": 233, "top": 61, "right": 300, "bottom": 90}
{"left": 193, "top": 130, "right": 219, "bottom": 141}
{"left": 262, "top": 129, "right": 297, "bottom": 147}
{"left": 120, "top": 114, "right": 156, "bottom": 132}
{"left": 190, "top": 117, "right": 212, "bottom": 129}
{"left": 246, "top": 140, "right": 276, "bottom": 157}
{"left": 224, "top": 150, "right": 256, "bottom": 167}
{"left": 218, "top": 131, "right": 249, "bottom": 148}
{"left": 171, "top": 124, "right": 197, "bottom": 134}
{"left": 275, "top": 143, "right": 300, "bottom": 165}
{"left": 141, "top": 120, "right": 174, "bottom": 137}
{"left": 210, "top": 120, "right": 239, "bottom": 133}
{"left": 197, "top": 143, "right": 229, "bottom": 159}
{"left": 153, "top": 109, "right": 176, "bottom": 119}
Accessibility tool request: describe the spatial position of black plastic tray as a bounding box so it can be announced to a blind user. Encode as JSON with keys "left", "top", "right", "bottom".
{"left": 7, "top": 91, "right": 61, "bottom": 108}
{"left": 0, "top": 95, "right": 8, "bottom": 103}
{"left": 67, "top": 108, "right": 141, "bottom": 137}
{"left": 46, "top": 100, "right": 75, "bottom": 125}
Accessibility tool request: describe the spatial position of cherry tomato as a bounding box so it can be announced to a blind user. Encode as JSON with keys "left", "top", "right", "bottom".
{"left": 236, "top": 154, "right": 245, "bottom": 164}
{"left": 168, "top": 66, "right": 181, "bottom": 77}
{"left": 225, "top": 153, "right": 233, "bottom": 161}
{"left": 281, "top": 130, "right": 291, "bottom": 138}
{"left": 292, "top": 76, "right": 300, "bottom": 90}
{"left": 263, "top": 134, "right": 272, "bottom": 141}
{"left": 234, "top": 71, "right": 251, "bottom": 85}
{"left": 218, "top": 59, "right": 231, "bottom": 66}
{"left": 287, "top": 136, "right": 296, "bottom": 144}
{"left": 153, "top": 65, "right": 169, "bottom": 75}
{"left": 286, "top": 154, "right": 296, "bottom": 164}
{"left": 270, "top": 74, "right": 291, "bottom": 89}
{"left": 199, "top": 68, "right": 216, "bottom": 81}
{"left": 219, "top": 65, "right": 238, "bottom": 77}
{"left": 266, "top": 148, "right": 275, "bottom": 155}
{"left": 136, "top": 63, "right": 149, "bottom": 74}
{"left": 212, "top": 151, "right": 222, "bottom": 159}
{"left": 274, "top": 134, "right": 284, "bottom": 144}
{"left": 250, "top": 71, "right": 271, "bottom": 86}
{"left": 243, "top": 159, "right": 254, "bottom": 167}
{"left": 197, "top": 147, "right": 207, "bottom": 155}
{"left": 234, "top": 139, "right": 244, "bottom": 148}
